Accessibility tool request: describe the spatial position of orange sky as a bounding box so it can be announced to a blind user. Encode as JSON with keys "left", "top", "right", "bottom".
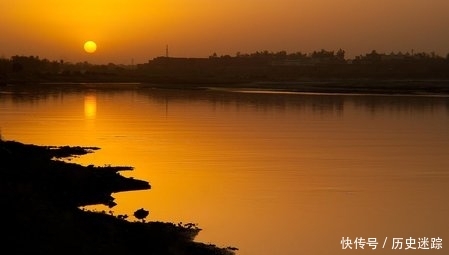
{"left": 1, "top": 0, "right": 448, "bottom": 64}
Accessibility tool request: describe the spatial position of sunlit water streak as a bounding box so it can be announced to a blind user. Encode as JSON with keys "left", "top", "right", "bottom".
{"left": 1, "top": 84, "right": 448, "bottom": 255}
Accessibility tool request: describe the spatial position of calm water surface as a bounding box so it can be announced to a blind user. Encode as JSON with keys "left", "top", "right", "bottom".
{"left": 1, "top": 84, "right": 448, "bottom": 255}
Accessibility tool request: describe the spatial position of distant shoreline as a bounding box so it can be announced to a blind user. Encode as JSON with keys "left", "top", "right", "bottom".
{"left": 223, "top": 79, "right": 449, "bottom": 96}
{"left": 2, "top": 78, "right": 449, "bottom": 96}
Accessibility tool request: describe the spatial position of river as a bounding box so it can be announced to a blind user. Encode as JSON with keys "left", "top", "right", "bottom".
{"left": 1, "top": 83, "right": 448, "bottom": 255}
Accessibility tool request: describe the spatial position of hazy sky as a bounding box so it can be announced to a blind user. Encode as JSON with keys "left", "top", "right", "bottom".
{"left": 1, "top": 0, "right": 448, "bottom": 64}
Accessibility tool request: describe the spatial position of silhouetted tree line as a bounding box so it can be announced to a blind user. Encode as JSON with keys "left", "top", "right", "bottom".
{"left": 0, "top": 56, "right": 137, "bottom": 84}
{"left": 139, "top": 49, "right": 449, "bottom": 82}
{"left": 1, "top": 49, "right": 449, "bottom": 84}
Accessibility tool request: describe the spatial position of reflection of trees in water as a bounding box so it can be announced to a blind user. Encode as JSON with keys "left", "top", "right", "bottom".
{"left": 138, "top": 88, "right": 448, "bottom": 116}
{"left": 0, "top": 85, "right": 83, "bottom": 104}
{"left": 138, "top": 88, "right": 346, "bottom": 115}
{"left": 0, "top": 84, "right": 133, "bottom": 104}
{"left": 1, "top": 84, "right": 448, "bottom": 115}
{"left": 352, "top": 95, "right": 449, "bottom": 115}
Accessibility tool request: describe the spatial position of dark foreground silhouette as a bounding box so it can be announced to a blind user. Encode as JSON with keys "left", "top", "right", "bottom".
{"left": 0, "top": 139, "right": 236, "bottom": 255}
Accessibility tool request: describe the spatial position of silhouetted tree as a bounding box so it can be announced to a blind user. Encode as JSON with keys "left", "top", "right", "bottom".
{"left": 134, "top": 208, "right": 149, "bottom": 222}
{"left": 336, "top": 49, "right": 345, "bottom": 61}
{"left": 275, "top": 50, "right": 287, "bottom": 59}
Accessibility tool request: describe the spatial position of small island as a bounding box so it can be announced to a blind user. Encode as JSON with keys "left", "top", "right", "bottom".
{"left": 0, "top": 139, "right": 237, "bottom": 255}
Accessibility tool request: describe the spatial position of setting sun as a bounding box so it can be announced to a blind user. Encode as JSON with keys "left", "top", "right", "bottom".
{"left": 84, "top": 41, "right": 97, "bottom": 53}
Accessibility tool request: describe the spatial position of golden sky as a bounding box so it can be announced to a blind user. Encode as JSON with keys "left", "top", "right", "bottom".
{"left": 1, "top": 0, "right": 448, "bottom": 64}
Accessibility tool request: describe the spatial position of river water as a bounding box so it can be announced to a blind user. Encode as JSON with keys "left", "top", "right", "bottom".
{"left": 1, "top": 83, "right": 448, "bottom": 255}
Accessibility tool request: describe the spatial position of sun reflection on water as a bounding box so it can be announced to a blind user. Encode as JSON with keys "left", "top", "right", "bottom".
{"left": 84, "top": 94, "right": 97, "bottom": 119}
